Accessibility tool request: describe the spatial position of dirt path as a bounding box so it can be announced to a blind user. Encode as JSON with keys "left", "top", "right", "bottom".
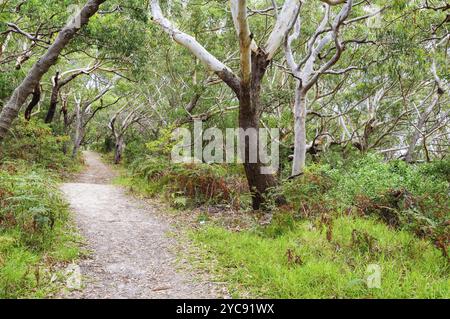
{"left": 60, "top": 151, "right": 220, "bottom": 299}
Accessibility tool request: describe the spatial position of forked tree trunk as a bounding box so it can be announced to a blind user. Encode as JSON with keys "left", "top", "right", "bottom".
{"left": 0, "top": 0, "right": 106, "bottom": 143}
{"left": 405, "top": 93, "right": 440, "bottom": 163}
{"left": 150, "top": 0, "right": 299, "bottom": 210}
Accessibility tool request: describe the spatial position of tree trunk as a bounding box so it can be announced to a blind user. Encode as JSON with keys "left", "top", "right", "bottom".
{"left": 61, "top": 99, "right": 70, "bottom": 154}
{"left": 114, "top": 136, "right": 124, "bottom": 164}
{"left": 0, "top": 0, "right": 106, "bottom": 143}
{"left": 405, "top": 93, "right": 439, "bottom": 163}
{"left": 45, "top": 73, "right": 60, "bottom": 124}
{"left": 238, "top": 50, "right": 278, "bottom": 210}
{"left": 72, "top": 102, "right": 84, "bottom": 158}
{"left": 24, "top": 83, "right": 41, "bottom": 121}
{"left": 291, "top": 85, "right": 307, "bottom": 177}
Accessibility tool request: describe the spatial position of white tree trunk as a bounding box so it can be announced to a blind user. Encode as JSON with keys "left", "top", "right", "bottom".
{"left": 292, "top": 86, "right": 307, "bottom": 176}
{"left": 72, "top": 100, "right": 84, "bottom": 158}
{"left": 405, "top": 94, "right": 439, "bottom": 163}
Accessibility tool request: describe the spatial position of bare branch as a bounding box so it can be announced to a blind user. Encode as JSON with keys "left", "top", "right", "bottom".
{"left": 264, "top": 0, "right": 301, "bottom": 60}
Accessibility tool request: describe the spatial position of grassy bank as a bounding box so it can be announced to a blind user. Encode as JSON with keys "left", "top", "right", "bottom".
{"left": 0, "top": 162, "right": 81, "bottom": 298}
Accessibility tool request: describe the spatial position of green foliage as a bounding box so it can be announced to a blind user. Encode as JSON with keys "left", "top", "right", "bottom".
{"left": 0, "top": 162, "right": 80, "bottom": 298}
{"left": 145, "top": 126, "right": 178, "bottom": 157}
{"left": 125, "top": 155, "right": 247, "bottom": 208}
{"left": 1, "top": 119, "right": 74, "bottom": 172}
{"left": 193, "top": 216, "right": 449, "bottom": 298}
{"left": 282, "top": 154, "right": 449, "bottom": 252}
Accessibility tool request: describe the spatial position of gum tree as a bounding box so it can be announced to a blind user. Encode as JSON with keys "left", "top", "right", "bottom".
{"left": 0, "top": 0, "right": 107, "bottom": 143}
{"left": 150, "top": 0, "right": 300, "bottom": 209}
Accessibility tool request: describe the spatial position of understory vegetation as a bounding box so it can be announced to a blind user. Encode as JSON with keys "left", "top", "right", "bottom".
{"left": 113, "top": 143, "right": 449, "bottom": 298}
{"left": 193, "top": 217, "right": 448, "bottom": 298}
{"left": 1, "top": 0, "right": 449, "bottom": 299}
{"left": 0, "top": 121, "right": 81, "bottom": 298}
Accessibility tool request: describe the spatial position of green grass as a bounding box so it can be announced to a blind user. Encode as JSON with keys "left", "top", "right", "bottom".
{"left": 192, "top": 216, "right": 449, "bottom": 298}
{"left": 113, "top": 174, "right": 162, "bottom": 198}
{"left": 0, "top": 163, "right": 81, "bottom": 298}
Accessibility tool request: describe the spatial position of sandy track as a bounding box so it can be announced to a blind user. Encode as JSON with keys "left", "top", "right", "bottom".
{"left": 60, "top": 151, "right": 218, "bottom": 299}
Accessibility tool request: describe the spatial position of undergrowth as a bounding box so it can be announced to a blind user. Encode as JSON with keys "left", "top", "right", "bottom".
{"left": 281, "top": 155, "right": 449, "bottom": 257}
{"left": 117, "top": 149, "right": 449, "bottom": 299}
{"left": 192, "top": 216, "right": 449, "bottom": 298}
{"left": 0, "top": 120, "right": 82, "bottom": 298}
{"left": 0, "top": 162, "right": 81, "bottom": 298}
{"left": 118, "top": 155, "right": 248, "bottom": 209}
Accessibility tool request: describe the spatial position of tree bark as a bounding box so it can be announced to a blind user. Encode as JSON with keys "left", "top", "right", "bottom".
{"left": 238, "top": 50, "right": 278, "bottom": 210}
{"left": 45, "top": 72, "right": 60, "bottom": 123}
{"left": 114, "top": 135, "right": 124, "bottom": 164}
{"left": 24, "top": 83, "right": 41, "bottom": 121}
{"left": 0, "top": 0, "right": 106, "bottom": 143}
{"left": 291, "top": 85, "right": 307, "bottom": 176}
{"left": 61, "top": 97, "right": 70, "bottom": 154}
{"left": 72, "top": 99, "right": 84, "bottom": 158}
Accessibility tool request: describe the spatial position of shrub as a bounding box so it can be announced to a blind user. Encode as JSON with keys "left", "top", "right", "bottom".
{"left": 0, "top": 163, "right": 66, "bottom": 249}
{"left": 0, "top": 118, "right": 72, "bottom": 172}
{"left": 128, "top": 155, "right": 247, "bottom": 208}
{"left": 0, "top": 162, "right": 80, "bottom": 298}
{"left": 281, "top": 154, "right": 449, "bottom": 255}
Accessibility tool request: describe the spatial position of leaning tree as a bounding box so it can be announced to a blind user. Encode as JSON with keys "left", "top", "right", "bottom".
{"left": 0, "top": 0, "right": 107, "bottom": 143}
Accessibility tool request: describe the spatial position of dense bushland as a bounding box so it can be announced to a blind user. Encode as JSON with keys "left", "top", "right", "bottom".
{"left": 1, "top": 119, "right": 74, "bottom": 173}
{"left": 1, "top": 0, "right": 448, "bottom": 300}
{"left": 119, "top": 147, "right": 449, "bottom": 247}
{"left": 281, "top": 155, "right": 449, "bottom": 253}
{"left": 0, "top": 121, "right": 81, "bottom": 298}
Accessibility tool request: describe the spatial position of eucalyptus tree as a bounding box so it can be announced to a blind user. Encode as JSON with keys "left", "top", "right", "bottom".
{"left": 0, "top": 0, "right": 107, "bottom": 143}
{"left": 285, "top": 1, "right": 355, "bottom": 176}
{"left": 45, "top": 61, "right": 102, "bottom": 124}
{"left": 108, "top": 98, "right": 147, "bottom": 164}
{"left": 71, "top": 75, "right": 121, "bottom": 157}
{"left": 151, "top": 0, "right": 302, "bottom": 209}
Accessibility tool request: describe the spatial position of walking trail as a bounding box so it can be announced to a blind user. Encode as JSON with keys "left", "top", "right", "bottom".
{"left": 60, "top": 151, "right": 220, "bottom": 299}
